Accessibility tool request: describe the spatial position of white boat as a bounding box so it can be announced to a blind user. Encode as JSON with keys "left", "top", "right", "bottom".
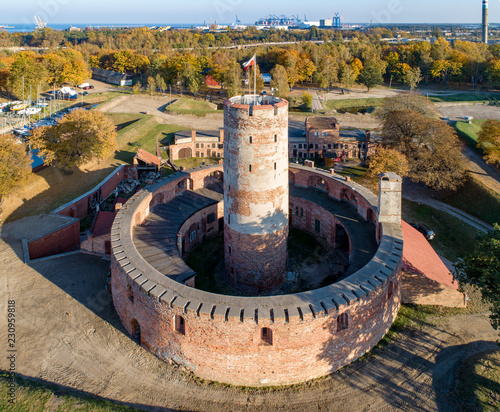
{"left": 26, "top": 107, "right": 42, "bottom": 115}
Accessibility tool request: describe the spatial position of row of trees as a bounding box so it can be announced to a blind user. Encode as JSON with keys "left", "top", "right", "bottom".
{"left": 0, "top": 49, "right": 91, "bottom": 99}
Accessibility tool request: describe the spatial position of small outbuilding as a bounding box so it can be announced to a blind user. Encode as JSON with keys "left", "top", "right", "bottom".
{"left": 91, "top": 67, "right": 133, "bottom": 86}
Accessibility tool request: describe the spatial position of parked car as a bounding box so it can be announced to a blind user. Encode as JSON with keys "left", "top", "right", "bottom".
{"left": 409, "top": 223, "right": 435, "bottom": 240}
{"left": 83, "top": 85, "right": 94, "bottom": 90}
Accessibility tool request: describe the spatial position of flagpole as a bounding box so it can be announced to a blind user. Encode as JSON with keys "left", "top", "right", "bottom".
{"left": 254, "top": 57, "right": 256, "bottom": 104}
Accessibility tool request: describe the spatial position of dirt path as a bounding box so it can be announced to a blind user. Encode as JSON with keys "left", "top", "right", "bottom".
{"left": 1, "top": 216, "right": 498, "bottom": 411}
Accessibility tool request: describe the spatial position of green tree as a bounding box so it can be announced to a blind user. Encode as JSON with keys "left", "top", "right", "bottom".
{"left": 270, "top": 64, "right": 289, "bottom": 97}
{"left": 301, "top": 92, "right": 313, "bottom": 110}
{"left": 339, "top": 64, "right": 356, "bottom": 92}
{"left": 317, "top": 55, "right": 338, "bottom": 91}
{"left": 478, "top": 119, "right": 500, "bottom": 166}
{"left": 223, "top": 59, "right": 242, "bottom": 98}
{"left": 358, "top": 63, "right": 384, "bottom": 91}
{"left": 404, "top": 67, "right": 422, "bottom": 91}
{"left": 147, "top": 76, "right": 156, "bottom": 95}
{"left": 366, "top": 147, "right": 409, "bottom": 179}
{"left": 30, "top": 109, "right": 117, "bottom": 173}
{"left": 455, "top": 224, "right": 500, "bottom": 329}
{"left": 0, "top": 135, "right": 31, "bottom": 205}
{"left": 155, "top": 73, "right": 166, "bottom": 94}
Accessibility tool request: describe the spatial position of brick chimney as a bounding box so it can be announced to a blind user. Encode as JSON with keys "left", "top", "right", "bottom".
{"left": 219, "top": 128, "right": 224, "bottom": 142}
{"left": 191, "top": 129, "right": 196, "bottom": 142}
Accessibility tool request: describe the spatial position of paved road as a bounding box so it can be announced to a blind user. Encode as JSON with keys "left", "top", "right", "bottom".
{"left": 311, "top": 91, "right": 324, "bottom": 112}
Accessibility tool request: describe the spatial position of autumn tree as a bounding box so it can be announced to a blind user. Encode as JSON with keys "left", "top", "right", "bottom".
{"left": 403, "top": 67, "right": 422, "bottom": 91}
{"left": 477, "top": 119, "right": 500, "bottom": 166}
{"left": 6, "top": 52, "right": 48, "bottom": 99}
{"left": 270, "top": 64, "right": 289, "bottom": 97}
{"left": 382, "top": 110, "right": 466, "bottom": 190}
{"left": 301, "top": 92, "right": 313, "bottom": 110}
{"left": 339, "top": 64, "right": 356, "bottom": 92}
{"left": 223, "top": 59, "right": 242, "bottom": 98}
{"left": 366, "top": 147, "right": 409, "bottom": 179}
{"left": 147, "top": 76, "right": 156, "bottom": 95}
{"left": 455, "top": 224, "right": 500, "bottom": 329}
{"left": 316, "top": 55, "right": 338, "bottom": 91}
{"left": 378, "top": 93, "right": 439, "bottom": 120}
{"left": 30, "top": 109, "right": 117, "bottom": 173}
{"left": 0, "top": 135, "right": 31, "bottom": 205}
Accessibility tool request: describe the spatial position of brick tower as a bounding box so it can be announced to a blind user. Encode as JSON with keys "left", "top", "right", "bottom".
{"left": 223, "top": 95, "right": 289, "bottom": 294}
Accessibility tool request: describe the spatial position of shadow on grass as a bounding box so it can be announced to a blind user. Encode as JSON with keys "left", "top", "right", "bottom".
{"left": 0, "top": 372, "right": 181, "bottom": 412}
{"left": 4, "top": 163, "right": 121, "bottom": 224}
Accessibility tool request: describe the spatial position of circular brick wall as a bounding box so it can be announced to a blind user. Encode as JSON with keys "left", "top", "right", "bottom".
{"left": 110, "top": 165, "right": 403, "bottom": 387}
{"left": 223, "top": 96, "right": 289, "bottom": 294}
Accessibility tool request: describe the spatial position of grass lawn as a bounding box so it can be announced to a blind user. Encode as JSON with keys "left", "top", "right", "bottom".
{"left": 324, "top": 98, "right": 385, "bottom": 111}
{"left": 436, "top": 176, "right": 500, "bottom": 226}
{"left": 453, "top": 119, "right": 486, "bottom": 150}
{"left": 427, "top": 93, "right": 494, "bottom": 103}
{"left": 107, "top": 113, "right": 187, "bottom": 163}
{"left": 402, "top": 199, "right": 482, "bottom": 261}
{"left": 0, "top": 372, "right": 133, "bottom": 411}
{"left": 456, "top": 350, "right": 500, "bottom": 411}
{"left": 165, "top": 97, "right": 221, "bottom": 117}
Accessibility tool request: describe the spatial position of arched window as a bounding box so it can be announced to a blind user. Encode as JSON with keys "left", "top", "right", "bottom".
{"left": 131, "top": 318, "right": 140, "bottom": 341}
{"left": 261, "top": 327, "right": 273, "bottom": 345}
{"left": 174, "top": 315, "right": 185, "bottom": 335}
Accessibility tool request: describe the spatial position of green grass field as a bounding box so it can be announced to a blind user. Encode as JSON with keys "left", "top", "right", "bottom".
{"left": 427, "top": 93, "right": 493, "bottom": 103}
{"left": 402, "top": 199, "right": 482, "bottom": 261}
{"left": 0, "top": 373, "right": 133, "bottom": 411}
{"left": 165, "top": 98, "right": 221, "bottom": 117}
{"left": 453, "top": 119, "right": 486, "bottom": 150}
{"left": 107, "top": 113, "right": 187, "bottom": 163}
{"left": 436, "top": 176, "right": 500, "bottom": 226}
{"left": 324, "top": 98, "right": 385, "bottom": 111}
{"left": 457, "top": 350, "right": 500, "bottom": 411}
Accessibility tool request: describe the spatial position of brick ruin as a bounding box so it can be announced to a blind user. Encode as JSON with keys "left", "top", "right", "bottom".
{"left": 110, "top": 156, "right": 403, "bottom": 386}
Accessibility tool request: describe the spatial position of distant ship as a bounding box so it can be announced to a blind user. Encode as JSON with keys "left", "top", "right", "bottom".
{"left": 0, "top": 25, "right": 14, "bottom": 29}
{"left": 34, "top": 16, "right": 47, "bottom": 29}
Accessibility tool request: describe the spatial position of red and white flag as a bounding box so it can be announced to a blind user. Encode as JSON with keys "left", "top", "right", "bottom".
{"left": 242, "top": 55, "right": 256, "bottom": 71}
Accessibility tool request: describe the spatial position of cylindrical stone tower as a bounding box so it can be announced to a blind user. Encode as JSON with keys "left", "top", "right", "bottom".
{"left": 223, "top": 95, "right": 289, "bottom": 294}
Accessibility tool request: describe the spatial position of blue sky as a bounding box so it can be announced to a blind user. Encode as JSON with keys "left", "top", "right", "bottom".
{"left": 2, "top": 0, "right": 499, "bottom": 25}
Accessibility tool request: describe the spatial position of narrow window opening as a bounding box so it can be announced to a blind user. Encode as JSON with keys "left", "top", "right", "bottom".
{"left": 274, "top": 134, "right": 277, "bottom": 142}
{"left": 228, "top": 246, "right": 232, "bottom": 256}
{"left": 388, "top": 281, "right": 394, "bottom": 300}
{"left": 274, "top": 162, "right": 276, "bottom": 170}
{"left": 127, "top": 284, "right": 134, "bottom": 303}
{"left": 337, "top": 313, "right": 348, "bottom": 332}
{"left": 174, "top": 315, "right": 185, "bottom": 335}
{"left": 249, "top": 164, "right": 252, "bottom": 172}
{"left": 315, "top": 218, "right": 321, "bottom": 233}
{"left": 249, "top": 136, "right": 253, "bottom": 144}
{"left": 261, "top": 327, "right": 273, "bottom": 345}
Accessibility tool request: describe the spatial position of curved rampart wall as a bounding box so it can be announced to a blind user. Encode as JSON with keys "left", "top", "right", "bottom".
{"left": 111, "top": 164, "right": 403, "bottom": 387}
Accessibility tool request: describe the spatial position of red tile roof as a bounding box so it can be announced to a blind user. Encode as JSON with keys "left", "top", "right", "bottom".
{"left": 135, "top": 148, "right": 161, "bottom": 167}
{"left": 92, "top": 211, "right": 117, "bottom": 237}
{"left": 401, "top": 220, "right": 459, "bottom": 290}
{"left": 115, "top": 197, "right": 128, "bottom": 205}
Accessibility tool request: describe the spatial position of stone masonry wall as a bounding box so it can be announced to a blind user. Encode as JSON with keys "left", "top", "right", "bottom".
{"left": 223, "top": 97, "right": 289, "bottom": 294}
{"left": 111, "top": 165, "right": 404, "bottom": 387}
